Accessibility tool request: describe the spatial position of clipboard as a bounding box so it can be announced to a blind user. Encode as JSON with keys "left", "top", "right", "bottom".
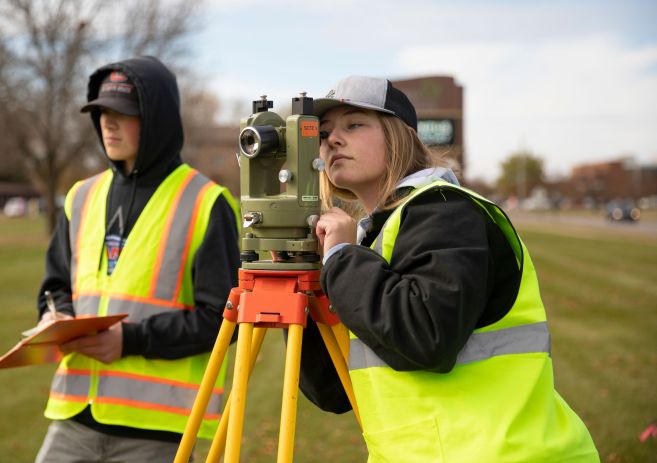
{"left": 0, "top": 313, "right": 128, "bottom": 369}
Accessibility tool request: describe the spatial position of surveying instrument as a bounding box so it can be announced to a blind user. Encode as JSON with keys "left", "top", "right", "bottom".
{"left": 174, "top": 94, "right": 360, "bottom": 462}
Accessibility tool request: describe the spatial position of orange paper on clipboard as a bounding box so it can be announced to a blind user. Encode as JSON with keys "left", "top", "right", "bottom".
{"left": 0, "top": 314, "right": 128, "bottom": 369}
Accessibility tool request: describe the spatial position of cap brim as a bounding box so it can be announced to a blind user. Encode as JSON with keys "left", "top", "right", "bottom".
{"left": 80, "top": 97, "right": 140, "bottom": 116}
{"left": 312, "top": 98, "right": 396, "bottom": 120}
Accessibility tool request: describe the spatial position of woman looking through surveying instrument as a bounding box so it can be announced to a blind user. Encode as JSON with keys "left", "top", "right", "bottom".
{"left": 296, "top": 75, "right": 599, "bottom": 462}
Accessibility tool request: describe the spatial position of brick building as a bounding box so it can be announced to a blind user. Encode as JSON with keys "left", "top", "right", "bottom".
{"left": 392, "top": 76, "right": 465, "bottom": 177}
{"left": 567, "top": 158, "right": 657, "bottom": 204}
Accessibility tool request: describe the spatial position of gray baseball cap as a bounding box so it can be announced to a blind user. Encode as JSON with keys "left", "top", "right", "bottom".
{"left": 313, "top": 75, "right": 417, "bottom": 130}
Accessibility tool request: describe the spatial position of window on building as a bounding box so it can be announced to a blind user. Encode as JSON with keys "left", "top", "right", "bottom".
{"left": 418, "top": 119, "right": 454, "bottom": 146}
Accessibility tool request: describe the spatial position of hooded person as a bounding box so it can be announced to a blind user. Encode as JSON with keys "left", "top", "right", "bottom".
{"left": 34, "top": 56, "right": 240, "bottom": 462}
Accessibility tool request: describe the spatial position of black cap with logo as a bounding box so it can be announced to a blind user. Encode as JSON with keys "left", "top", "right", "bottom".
{"left": 80, "top": 71, "right": 140, "bottom": 116}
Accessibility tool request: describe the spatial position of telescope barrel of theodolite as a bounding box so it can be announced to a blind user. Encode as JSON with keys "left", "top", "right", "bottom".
{"left": 239, "top": 125, "right": 280, "bottom": 159}
{"left": 237, "top": 94, "right": 323, "bottom": 270}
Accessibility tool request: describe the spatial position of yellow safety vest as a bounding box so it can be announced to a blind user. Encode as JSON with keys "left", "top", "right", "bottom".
{"left": 44, "top": 164, "right": 238, "bottom": 439}
{"left": 348, "top": 180, "right": 599, "bottom": 462}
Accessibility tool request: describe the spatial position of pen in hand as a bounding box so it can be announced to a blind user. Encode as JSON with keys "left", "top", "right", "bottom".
{"left": 23, "top": 291, "right": 65, "bottom": 336}
{"left": 39, "top": 291, "right": 71, "bottom": 324}
{"left": 45, "top": 291, "right": 58, "bottom": 318}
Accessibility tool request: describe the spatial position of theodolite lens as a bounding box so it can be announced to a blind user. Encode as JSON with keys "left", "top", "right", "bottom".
{"left": 239, "top": 125, "right": 279, "bottom": 158}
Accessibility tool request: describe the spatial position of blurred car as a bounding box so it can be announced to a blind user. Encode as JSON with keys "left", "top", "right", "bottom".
{"left": 3, "top": 197, "right": 27, "bottom": 218}
{"left": 606, "top": 200, "right": 641, "bottom": 222}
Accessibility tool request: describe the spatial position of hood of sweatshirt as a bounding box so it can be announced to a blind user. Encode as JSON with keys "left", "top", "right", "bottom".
{"left": 83, "top": 56, "right": 185, "bottom": 262}
{"left": 85, "top": 55, "right": 183, "bottom": 186}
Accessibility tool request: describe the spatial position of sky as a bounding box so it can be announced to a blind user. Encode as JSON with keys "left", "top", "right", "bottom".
{"left": 192, "top": 0, "right": 657, "bottom": 182}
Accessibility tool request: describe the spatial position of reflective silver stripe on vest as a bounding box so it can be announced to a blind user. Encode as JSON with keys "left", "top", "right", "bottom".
{"left": 97, "top": 374, "right": 223, "bottom": 413}
{"left": 372, "top": 235, "right": 383, "bottom": 255}
{"left": 69, "top": 174, "right": 104, "bottom": 291}
{"left": 151, "top": 172, "right": 210, "bottom": 301}
{"left": 51, "top": 370, "right": 91, "bottom": 397}
{"left": 51, "top": 370, "right": 222, "bottom": 413}
{"left": 348, "top": 322, "right": 551, "bottom": 371}
{"left": 75, "top": 294, "right": 102, "bottom": 316}
{"left": 106, "top": 297, "right": 185, "bottom": 323}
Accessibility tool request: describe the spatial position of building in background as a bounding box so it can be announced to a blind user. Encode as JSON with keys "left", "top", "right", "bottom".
{"left": 392, "top": 76, "right": 465, "bottom": 179}
{"left": 567, "top": 158, "right": 657, "bottom": 206}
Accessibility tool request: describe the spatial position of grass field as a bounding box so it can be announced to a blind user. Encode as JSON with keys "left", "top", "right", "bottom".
{"left": 0, "top": 216, "right": 655, "bottom": 462}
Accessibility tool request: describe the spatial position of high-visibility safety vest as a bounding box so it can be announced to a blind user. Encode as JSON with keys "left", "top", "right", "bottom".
{"left": 44, "top": 164, "right": 239, "bottom": 439}
{"left": 347, "top": 180, "right": 599, "bottom": 462}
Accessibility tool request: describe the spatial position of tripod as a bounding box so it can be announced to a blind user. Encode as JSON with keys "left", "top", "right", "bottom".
{"left": 174, "top": 268, "right": 360, "bottom": 463}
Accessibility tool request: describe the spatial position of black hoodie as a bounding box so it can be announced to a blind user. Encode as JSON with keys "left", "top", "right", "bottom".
{"left": 37, "top": 56, "right": 240, "bottom": 441}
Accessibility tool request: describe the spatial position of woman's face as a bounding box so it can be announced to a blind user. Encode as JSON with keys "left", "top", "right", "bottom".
{"left": 319, "top": 106, "right": 387, "bottom": 207}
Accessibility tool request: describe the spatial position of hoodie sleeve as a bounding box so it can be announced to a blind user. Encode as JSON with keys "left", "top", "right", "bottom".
{"left": 121, "top": 194, "right": 240, "bottom": 359}
{"left": 321, "top": 190, "right": 495, "bottom": 372}
{"left": 37, "top": 212, "right": 76, "bottom": 319}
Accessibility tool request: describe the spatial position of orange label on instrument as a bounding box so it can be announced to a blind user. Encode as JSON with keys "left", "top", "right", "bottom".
{"left": 301, "top": 121, "right": 319, "bottom": 137}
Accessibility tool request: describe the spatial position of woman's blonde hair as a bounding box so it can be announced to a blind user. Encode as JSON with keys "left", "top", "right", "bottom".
{"left": 321, "top": 111, "right": 446, "bottom": 212}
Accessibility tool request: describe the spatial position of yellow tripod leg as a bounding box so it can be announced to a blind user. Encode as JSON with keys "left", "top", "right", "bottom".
{"left": 316, "top": 323, "right": 361, "bottom": 429}
{"left": 224, "top": 322, "right": 254, "bottom": 463}
{"left": 174, "top": 319, "right": 236, "bottom": 463}
{"left": 277, "top": 323, "right": 304, "bottom": 463}
{"left": 205, "top": 327, "right": 268, "bottom": 463}
{"left": 330, "top": 322, "right": 350, "bottom": 363}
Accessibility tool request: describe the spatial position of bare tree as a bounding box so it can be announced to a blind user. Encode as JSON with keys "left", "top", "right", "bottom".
{"left": 180, "top": 86, "right": 221, "bottom": 165}
{"left": 0, "top": 0, "right": 204, "bottom": 232}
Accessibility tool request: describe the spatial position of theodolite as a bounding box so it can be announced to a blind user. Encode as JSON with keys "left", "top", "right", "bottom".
{"left": 237, "top": 93, "right": 324, "bottom": 269}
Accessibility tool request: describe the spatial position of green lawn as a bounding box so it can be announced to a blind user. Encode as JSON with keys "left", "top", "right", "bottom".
{"left": 0, "top": 216, "right": 655, "bottom": 462}
{"left": 514, "top": 220, "right": 657, "bottom": 463}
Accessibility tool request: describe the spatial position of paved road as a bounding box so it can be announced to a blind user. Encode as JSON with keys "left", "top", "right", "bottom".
{"left": 507, "top": 211, "right": 657, "bottom": 237}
